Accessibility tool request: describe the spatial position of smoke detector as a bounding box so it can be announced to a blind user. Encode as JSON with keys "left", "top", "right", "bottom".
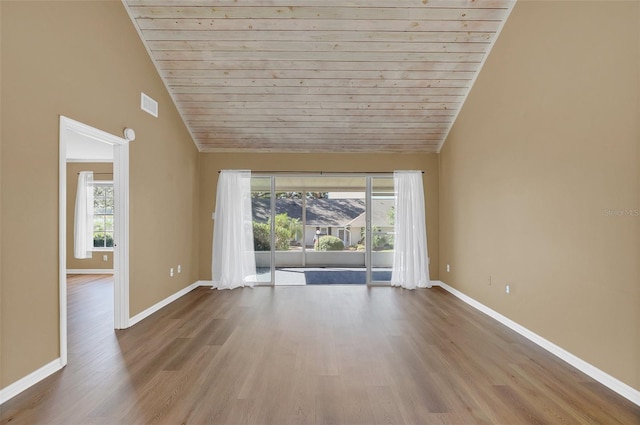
{"left": 123, "top": 128, "right": 136, "bottom": 141}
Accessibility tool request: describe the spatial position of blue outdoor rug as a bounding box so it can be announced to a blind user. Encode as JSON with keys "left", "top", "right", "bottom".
{"left": 304, "top": 269, "right": 392, "bottom": 284}
{"left": 257, "top": 268, "right": 392, "bottom": 285}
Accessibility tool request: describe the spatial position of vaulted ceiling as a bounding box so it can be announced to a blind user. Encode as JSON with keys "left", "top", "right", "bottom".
{"left": 123, "top": 0, "right": 515, "bottom": 153}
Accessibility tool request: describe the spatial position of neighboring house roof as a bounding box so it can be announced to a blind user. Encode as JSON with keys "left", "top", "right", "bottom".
{"left": 252, "top": 197, "right": 394, "bottom": 228}
{"left": 346, "top": 199, "right": 395, "bottom": 228}
{"left": 252, "top": 197, "right": 365, "bottom": 226}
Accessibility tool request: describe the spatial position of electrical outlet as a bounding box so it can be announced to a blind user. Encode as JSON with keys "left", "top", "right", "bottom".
{"left": 103, "top": 255, "right": 108, "bottom": 262}
{"left": 170, "top": 268, "right": 174, "bottom": 277}
{"left": 177, "top": 265, "right": 181, "bottom": 274}
{"left": 446, "top": 264, "right": 450, "bottom": 272}
{"left": 505, "top": 284, "right": 510, "bottom": 294}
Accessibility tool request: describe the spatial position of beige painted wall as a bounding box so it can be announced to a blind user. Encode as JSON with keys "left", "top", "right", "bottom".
{"left": 199, "top": 153, "right": 439, "bottom": 281}
{"left": 66, "top": 163, "right": 114, "bottom": 270}
{"left": 1, "top": 1, "right": 199, "bottom": 389}
{"left": 0, "top": 0, "right": 3, "bottom": 393}
{"left": 439, "top": 0, "right": 639, "bottom": 391}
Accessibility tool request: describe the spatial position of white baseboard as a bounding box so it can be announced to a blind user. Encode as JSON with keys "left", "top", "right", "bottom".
{"left": 1, "top": 281, "right": 202, "bottom": 405}
{"left": 432, "top": 280, "right": 640, "bottom": 407}
{"left": 66, "top": 269, "right": 114, "bottom": 275}
{"left": 128, "top": 281, "right": 201, "bottom": 327}
{"left": 196, "top": 280, "right": 214, "bottom": 287}
{"left": 0, "top": 358, "right": 64, "bottom": 405}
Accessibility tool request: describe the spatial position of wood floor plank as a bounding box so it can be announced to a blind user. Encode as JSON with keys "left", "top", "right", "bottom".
{"left": 366, "top": 385, "right": 407, "bottom": 425}
{"left": 340, "top": 380, "right": 376, "bottom": 425}
{"left": 1, "top": 276, "right": 638, "bottom": 425}
{"left": 285, "top": 373, "right": 315, "bottom": 425}
{"left": 315, "top": 376, "right": 346, "bottom": 425}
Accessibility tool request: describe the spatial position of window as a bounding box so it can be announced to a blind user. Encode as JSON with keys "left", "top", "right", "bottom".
{"left": 93, "top": 182, "right": 114, "bottom": 249}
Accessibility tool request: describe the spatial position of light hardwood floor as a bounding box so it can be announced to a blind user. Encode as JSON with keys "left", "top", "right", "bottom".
{"left": 1, "top": 275, "right": 638, "bottom": 424}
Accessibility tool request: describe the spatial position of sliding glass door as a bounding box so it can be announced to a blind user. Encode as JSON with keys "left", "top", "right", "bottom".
{"left": 251, "top": 176, "right": 273, "bottom": 284}
{"left": 304, "top": 177, "right": 366, "bottom": 275}
{"left": 370, "top": 177, "right": 395, "bottom": 284}
{"left": 251, "top": 174, "right": 395, "bottom": 286}
{"left": 274, "top": 181, "right": 304, "bottom": 284}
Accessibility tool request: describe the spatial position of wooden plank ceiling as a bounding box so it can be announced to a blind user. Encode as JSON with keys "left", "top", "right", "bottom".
{"left": 123, "top": 0, "right": 515, "bottom": 153}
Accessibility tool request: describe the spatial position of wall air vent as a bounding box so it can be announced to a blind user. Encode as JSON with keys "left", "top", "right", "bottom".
{"left": 140, "top": 92, "right": 158, "bottom": 117}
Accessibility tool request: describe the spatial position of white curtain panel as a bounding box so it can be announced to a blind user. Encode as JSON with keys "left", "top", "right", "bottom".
{"left": 211, "top": 170, "right": 257, "bottom": 289}
{"left": 74, "top": 171, "right": 94, "bottom": 259}
{"left": 391, "top": 170, "right": 431, "bottom": 289}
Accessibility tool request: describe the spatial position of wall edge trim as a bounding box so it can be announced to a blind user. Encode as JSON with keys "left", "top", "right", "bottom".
{"left": 128, "top": 280, "right": 200, "bottom": 327}
{"left": 436, "top": 0, "right": 518, "bottom": 153}
{"left": 120, "top": 0, "right": 200, "bottom": 151}
{"left": 431, "top": 280, "right": 640, "bottom": 407}
{"left": 0, "top": 358, "right": 64, "bottom": 405}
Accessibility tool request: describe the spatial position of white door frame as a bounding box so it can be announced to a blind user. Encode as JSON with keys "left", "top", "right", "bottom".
{"left": 58, "top": 116, "right": 131, "bottom": 366}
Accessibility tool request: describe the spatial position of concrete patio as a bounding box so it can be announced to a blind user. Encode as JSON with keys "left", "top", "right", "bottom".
{"left": 255, "top": 267, "right": 392, "bottom": 285}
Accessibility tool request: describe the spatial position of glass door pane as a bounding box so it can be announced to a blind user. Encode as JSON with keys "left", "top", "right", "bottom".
{"left": 251, "top": 176, "right": 273, "bottom": 285}
{"left": 371, "top": 177, "right": 395, "bottom": 283}
{"left": 274, "top": 181, "right": 304, "bottom": 285}
{"left": 304, "top": 177, "right": 366, "bottom": 284}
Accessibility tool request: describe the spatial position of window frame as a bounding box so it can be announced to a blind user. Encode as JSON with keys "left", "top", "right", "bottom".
{"left": 92, "top": 180, "right": 114, "bottom": 251}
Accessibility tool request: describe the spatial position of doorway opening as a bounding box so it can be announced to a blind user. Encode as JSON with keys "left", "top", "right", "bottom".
{"left": 58, "top": 116, "right": 130, "bottom": 366}
{"left": 250, "top": 174, "right": 395, "bottom": 285}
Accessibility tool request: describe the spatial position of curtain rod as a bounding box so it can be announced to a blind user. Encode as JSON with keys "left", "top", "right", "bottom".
{"left": 217, "top": 170, "right": 423, "bottom": 174}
